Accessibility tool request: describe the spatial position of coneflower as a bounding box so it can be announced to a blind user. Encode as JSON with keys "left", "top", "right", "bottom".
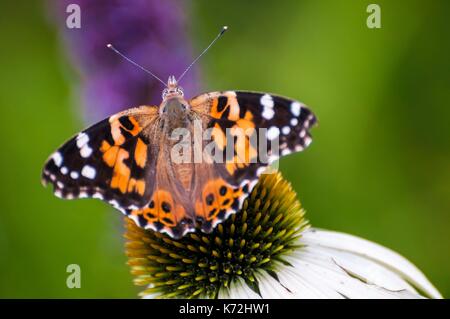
{"left": 125, "top": 172, "right": 442, "bottom": 299}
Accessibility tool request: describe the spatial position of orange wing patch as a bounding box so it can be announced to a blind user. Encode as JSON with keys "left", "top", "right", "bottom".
{"left": 209, "top": 92, "right": 240, "bottom": 120}
{"left": 134, "top": 138, "right": 147, "bottom": 168}
{"left": 225, "top": 113, "right": 258, "bottom": 175}
{"left": 109, "top": 115, "right": 141, "bottom": 144}
{"left": 211, "top": 123, "right": 226, "bottom": 151}
{"left": 100, "top": 115, "right": 147, "bottom": 195}
{"left": 101, "top": 140, "right": 119, "bottom": 167}
{"left": 127, "top": 178, "right": 145, "bottom": 196}
{"left": 131, "top": 190, "right": 186, "bottom": 229}
{"left": 195, "top": 178, "right": 243, "bottom": 225}
{"left": 235, "top": 110, "right": 254, "bottom": 131}
{"left": 110, "top": 148, "right": 131, "bottom": 193}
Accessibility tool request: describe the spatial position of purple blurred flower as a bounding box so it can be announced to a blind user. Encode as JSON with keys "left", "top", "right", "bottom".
{"left": 50, "top": 0, "right": 199, "bottom": 121}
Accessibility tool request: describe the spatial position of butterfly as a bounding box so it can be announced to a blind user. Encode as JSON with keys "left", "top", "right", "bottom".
{"left": 41, "top": 28, "right": 317, "bottom": 239}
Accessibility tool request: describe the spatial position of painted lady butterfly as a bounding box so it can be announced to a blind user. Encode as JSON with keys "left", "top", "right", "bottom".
{"left": 42, "top": 28, "right": 317, "bottom": 238}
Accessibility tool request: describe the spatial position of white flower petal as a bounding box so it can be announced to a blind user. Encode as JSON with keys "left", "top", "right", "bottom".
{"left": 309, "top": 246, "right": 416, "bottom": 292}
{"left": 218, "top": 277, "right": 261, "bottom": 299}
{"left": 276, "top": 262, "right": 344, "bottom": 298}
{"left": 257, "top": 271, "right": 294, "bottom": 298}
{"left": 221, "top": 228, "right": 440, "bottom": 299}
{"left": 285, "top": 249, "right": 421, "bottom": 299}
{"left": 301, "top": 228, "right": 442, "bottom": 299}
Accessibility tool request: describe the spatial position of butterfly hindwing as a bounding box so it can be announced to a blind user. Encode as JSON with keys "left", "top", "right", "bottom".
{"left": 41, "top": 106, "right": 158, "bottom": 212}
{"left": 190, "top": 161, "right": 253, "bottom": 233}
{"left": 126, "top": 135, "right": 196, "bottom": 239}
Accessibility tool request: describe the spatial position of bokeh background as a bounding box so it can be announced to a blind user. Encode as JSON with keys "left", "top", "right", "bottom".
{"left": 0, "top": 0, "right": 449, "bottom": 298}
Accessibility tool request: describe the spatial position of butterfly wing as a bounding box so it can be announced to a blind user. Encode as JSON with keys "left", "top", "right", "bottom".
{"left": 126, "top": 128, "right": 197, "bottom": 239}
{"left": 42, "top": 106, "right": 159, "bottom": 212}
{"left": 189, "top": 91, "right": 317, "bottom": 232}
{"left": 43, "top": 91, "right": 316, "bottom": 239}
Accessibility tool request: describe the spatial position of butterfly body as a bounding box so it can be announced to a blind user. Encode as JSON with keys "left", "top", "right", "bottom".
{"left": 42, "top": 76, "right": 317, "bottom": 238}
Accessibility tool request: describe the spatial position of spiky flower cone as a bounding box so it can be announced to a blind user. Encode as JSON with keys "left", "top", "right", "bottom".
{"left": 124, "top": 172, "right": 308, "bottom": 298}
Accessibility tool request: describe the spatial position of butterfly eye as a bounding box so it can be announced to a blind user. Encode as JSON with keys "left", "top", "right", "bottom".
{"left": 176, "top": 87, "right": 184, "bottom": 97}
{"left": 162, "top": 87, "right": 183, "bottom": 100}
{"left": 162, "top": 88, "right": 169, "bottom": 100}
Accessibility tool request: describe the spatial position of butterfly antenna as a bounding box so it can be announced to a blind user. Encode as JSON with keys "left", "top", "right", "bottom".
{"left": 177, "top": 26, "right": 228, "bottom": 83}
{"left": 107, "top": 44, "right": 167, "bottom": 87}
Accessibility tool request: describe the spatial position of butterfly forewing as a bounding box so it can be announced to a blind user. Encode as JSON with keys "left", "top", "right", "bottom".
{"left": 188, "top": 91, "right": 317, "bottom": 232}
{"left": 42, "top": 106, "right": 158, "bottom": 211}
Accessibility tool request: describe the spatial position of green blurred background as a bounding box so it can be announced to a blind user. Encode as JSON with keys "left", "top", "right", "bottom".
{"left": 0, "top": 0, "right": 449, "bottom": 298}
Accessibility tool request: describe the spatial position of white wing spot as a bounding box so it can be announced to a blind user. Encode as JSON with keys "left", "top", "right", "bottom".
{"left": 80, "top": 145, "right": 93, "bottom": 158}
{"left": 256, "top": 166, "right": 267, "bottom": 176}
{"left": 290, "top": 101, "right": 301, "bottom": 117}
{"left": 70, "top": 171, "right": 79, "bottom": 179}
{"left": 304, "top": 136, "right": 312, "bottom": 147}
{"left": 261, "top": 94, "right": 274, "bottom": 108}
{"left": 76, "top": 132, "right": 89, "bottom": 148}
{"left": 60, "top": 167, "right": 68, "bottom": 175}
{"left": 239, "top": 179, "right": 250, "bottom": 188}
{"left": 77, "top": 132, "right": 92, "bottom": 158}
{"left": 290, "top": 118, "right": 298, "bottom": 126}
{"left": 248, "top": 179, "right": 258, "bottom": 191}
{"left": 261, "top": 94, "right": 275, "bottom": 120}
{"left": 300, "top": 130, "right": 306, "bottom": 138}
{"left": 267, "top": 126, "right": 280, "bottom": 140}
{"left": 66, "top": 193, "right": 74, "bottom": 200}
{"left": 282, "top": 126, "right": 291, "bottom": 135}
{"left": 79, "top": 192, "right": 88, "bottom": 199}
{"left": 52, "top": 152, "right": 63, "bottom": 167}
{"left": 109, "top": 200, "right": 119, "bottom": 209}
{"left": 93, "top": 193, "right": 104, "bottom": 200}
{"left": 262, "top": 108, "right": 275, "bottom": 120}
{"left": 81, "top": 165, "right": 96, "bottom": 179}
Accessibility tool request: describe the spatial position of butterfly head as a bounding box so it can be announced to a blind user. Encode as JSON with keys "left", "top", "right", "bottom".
{"left": 162, "top": 76, "right": 184, "bottom": 100}
{"left": 160, "top": 76, "right": 189, "bottom": 121}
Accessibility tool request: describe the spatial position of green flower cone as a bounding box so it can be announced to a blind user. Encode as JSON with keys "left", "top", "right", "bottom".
{"left": 124, "top": 172, "right": 308, "bottom": 299}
